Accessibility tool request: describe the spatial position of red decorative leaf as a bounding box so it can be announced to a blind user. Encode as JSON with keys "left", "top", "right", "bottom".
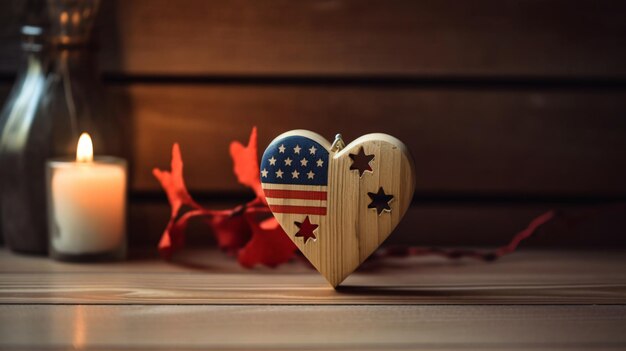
{"left": 153, "top": 129, "right": 285, "bottom": 263}
{"left": 158, "top": 208, "right": 203, "bottom": 258}
{"left": 209, "top": 214, "right": 252, "bottom": 254}
{"left": 153, "top": 143, "right": 201, "bottom": 216}
{"left": 152, "top": 144, "right": 203, "bottom": 258}
{"left": 229, "top": 127, "right": 265, "bottom": 200}
{"left": 237, "top": 215, "right": 298, "bottom": 268}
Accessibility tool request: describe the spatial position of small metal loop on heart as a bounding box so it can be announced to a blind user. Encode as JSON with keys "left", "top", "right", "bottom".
{"left": 330, "top": 133, "right": 345, "bottom": 152}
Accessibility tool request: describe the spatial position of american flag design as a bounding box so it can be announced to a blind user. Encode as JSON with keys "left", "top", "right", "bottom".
{"left": 260, "top": 135, "right": 329, "bottom": 216}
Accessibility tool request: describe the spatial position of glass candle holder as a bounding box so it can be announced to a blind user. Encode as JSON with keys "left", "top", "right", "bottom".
{"left": 0, "top": 0, "right": 127, "bottom": 255}
{"left": 46, "top": 149, "right": 127, "bottom": 261}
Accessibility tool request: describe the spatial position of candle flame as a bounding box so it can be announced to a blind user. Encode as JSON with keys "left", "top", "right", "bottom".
{"left": 76, "top": 132, "right": 93, "bottom": 163}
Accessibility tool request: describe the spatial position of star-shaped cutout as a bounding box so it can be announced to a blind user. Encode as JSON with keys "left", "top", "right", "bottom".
{"left": 349, "top": 147, "right": 374, "bottom": 177}
{"left": 278, "top": 144, "right": 286, "bottom": 153}
{"left": 309, "top": 146, "right": 317, "bottom": 155}
{"left": 293, "top": 145, "right": 301, "bottom": 154}
{"left": 291, "top": 169, "right": 300, "bottom": 179}
{"left": 316, "top": 159, "right": 324, "bottom": 167}
{"left": 300, "top": 158, "right": 308, "bottom": 167}
{"left": 261, "top": 168, "right": 268, "bottom": 178}
{"left": 284, "top": 157, "right": 292, "bottom": 166}
{"left": 268, "top": 156, "right": 277, "bottom": 166}
{"left": 367, "top": 187, "right": 394, "bottom": 215}
{"left": 307, "top": 170, "right": 315, "bottom": 179}
{"left": 275, "top": 169, "right": 284, "bottom": 178}
{"left": 294, "top": 216, "right": 318, "bottom": 243}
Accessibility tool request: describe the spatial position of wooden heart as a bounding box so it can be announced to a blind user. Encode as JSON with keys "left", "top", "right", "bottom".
{"left": 260, "top": 130, "right": 415, "bottom": 287}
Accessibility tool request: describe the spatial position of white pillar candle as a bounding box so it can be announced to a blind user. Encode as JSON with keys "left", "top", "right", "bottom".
{"left": 46, "top": 133, "right": 127, "bottom": 258}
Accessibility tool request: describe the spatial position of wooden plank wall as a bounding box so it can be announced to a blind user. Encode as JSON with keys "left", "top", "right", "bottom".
{"left": 1, "top": 0, "right": 625, "bottom": 247}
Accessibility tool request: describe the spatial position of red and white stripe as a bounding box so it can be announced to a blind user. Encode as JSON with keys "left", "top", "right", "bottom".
{"left": 262, "top": 183, "right": 327, "bottom": 216}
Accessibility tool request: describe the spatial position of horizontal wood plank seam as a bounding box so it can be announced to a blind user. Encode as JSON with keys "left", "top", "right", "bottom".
{"left": 1, "top": 303, "right": 625, "bottom": 306}
{"left": 3, "top": 74, "right": 626, "bottom": 90}
{"left": 81, "top": 74, "right": 626, "bottom": 90}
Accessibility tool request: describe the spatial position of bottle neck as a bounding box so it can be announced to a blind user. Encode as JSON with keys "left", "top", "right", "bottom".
{"left": 52, "top": 46, "right": 98, "bottom": 76}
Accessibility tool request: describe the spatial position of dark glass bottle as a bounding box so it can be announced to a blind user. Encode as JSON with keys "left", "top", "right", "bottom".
{"left": 0, "top": 0, "right": 51, "bottom": 253}
{"left": 0, "top": 0, "right": 124, "bottom": 254}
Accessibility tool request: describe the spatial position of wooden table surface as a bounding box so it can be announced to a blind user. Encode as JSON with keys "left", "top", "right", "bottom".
{"left": 1, "top": 248, "right": 625, "bottom": 350}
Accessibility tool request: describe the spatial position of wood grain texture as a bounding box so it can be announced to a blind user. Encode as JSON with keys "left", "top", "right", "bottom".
{"left": 125, "top": 84, "right": 626, "bottom": 195}
{"left": 96, "top": 0, "right": 626, "bottom": 77}
{"left": 72, "top": 0, "right": 626, "bottom": 78}
{"left": 1, "top": 0, "right": 625, "bottom": 76}
{"left": 262, "top": 131, "right": 415, "bottom": 287}
{"left": 1, "top": 249, "right": 624, "bottom": 349}
{"left": 1, "top": 249, "right": 625, "bottom": 305}
{"left": 1, "top": 305, "right": 625, "bottom": 350}
{"left": 3, "top": 82, "right": 626, "bottom": 247}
